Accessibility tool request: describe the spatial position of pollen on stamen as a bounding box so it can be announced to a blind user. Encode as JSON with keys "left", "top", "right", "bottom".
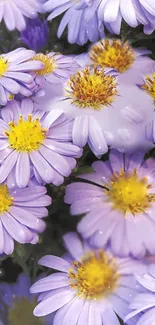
{"left": 5, "top": 115, "right": 46, "bottom": 153}
{"left": 90, "top": 40, "right": 135, "bottom": 73}
{"left": 141, "top": 73, "right": 155, "bottom": 101}
{"left": 66, "top": 65, "right": 118, "bottom": 110}
{"left": 0, "top": 56, "right": 9, "bottom": 77}
{"left": 31, "top": 53, "right": 56, "bottom": 75}
{"left": 0, "top": 184, "right": 13, "bottom": 214}
{"left": 104, "top": 169, "right": 155, "bottom": 215}
{"left": 68, "top": 250, "right": 119, "bottom": 299}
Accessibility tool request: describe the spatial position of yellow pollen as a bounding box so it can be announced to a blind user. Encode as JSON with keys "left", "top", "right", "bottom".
{"left": 66, "top": 66, "right": 117, "bottom": 109}
{"left": 90, "top": 40, "right": 135, "bottom": 73}
{"left": 8, "top": 94, "right": 15, "bottom": 101}
{"left": 0, "top": 56, "right": 8, "bottom": 77}
{"left": 0, "top": 184, "right": 13, "bottom": 214}
{"left": 68, "top": 250, "right": 119, "bottom": 299}
{"left": 141, "top": 73, "right": 155, "bottom": 100}
{"left": 8, "top": 298, "right": 43, "bottom": 325}
{"left": 32, "top": 54, "right": 56, "bottom": 75}
{"left": 5, "top": 115, "right": 46, "bottom": 152}
{"left": 105, "top": 169, "right": 155, "bottom": 215}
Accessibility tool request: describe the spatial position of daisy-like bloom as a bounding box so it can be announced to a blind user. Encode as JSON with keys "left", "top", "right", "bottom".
{"left": 30, "top": 232, "right": 147, "bottom": 324}
{"left": 50, "top": 65, "right": 154, "bottom": 156}
{"left": 43, "top": 0, "right": 104, "bottom": 45}
{"left": 0, "top": 98, "right": 81, "bottom": 188}
{"left": 20, "top": 17, "right": 49, "bottom": 52}
{"left": 98, "top": 0, "right": 155, "bottom": 35}
{"left": 0, "top": 48, "right": 44, "bottom": 106}
{"left": 65, "top": 150, "right": 155, "bottom": 258}
{"left": 32, "top": 52, "right": 79, "bottom": 87}
{"left": 76, "top": 39, "right": 155, "bottom": 84}
{"left": 0, "top": 0, "right": 42, "bottom": 32}
{"left": 0, "top": 183, "right": 51, "bottom": 255}
{"left": 0, "top": 273, "right": 54, "bottom": 325}
{"left": 125, "top": 265, "right": 155, "bottom": 324}
{"left": 139, "top": 69, "right": 155, "bottom": 104}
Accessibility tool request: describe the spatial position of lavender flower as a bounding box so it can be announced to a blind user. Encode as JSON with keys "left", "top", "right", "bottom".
{"left": 31, "top": 52, "right": 79, "bottom": 88}
{"left": 20, "top": 17, "right": 49, "bottom": 52}
{"left": 0, "top": 273, "right": 54, "bottom": 325}
{"left": 65, "top": 150, "right": 155, "bottom": 258}
{"left": 30, "top": 232, "right": 147, "bottom": 324}
{"left": 43, "top": 0, "right": 155, "bottom": 44}
{"left": 98, "top": 0, "right": 155, "bottom": 35}
{"left": 125, "top": 265, "right": 155, "bottom": 324}
{"left": 0, "top": 183, "right": 51, "bottom": 255}
{"left": 75, "top": 39, "right": 155, "bottom": 85}
{"left": 48, "top": 65, "right": 154, "bottom": 157}
{"left": 0, "top": 98, "right": 81, "bottom": 188}
{"left": 0, "top": 48, "right": 44, "bottom": 106}
{"left": 0, "top": 0, "right": 42, "bottom": 31}
{"left": 43, "top": 0, "right": 104, "bottom": 45}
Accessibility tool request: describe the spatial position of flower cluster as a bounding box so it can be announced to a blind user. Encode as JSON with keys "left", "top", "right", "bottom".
{"left": 1, "top": 2, "right": 155, "bottom": 325}
{"left": 43, "top": 0, "right": 155, "bottom": 44}
{"left": 0, "top": 46, "right": 82, "bottom": 255}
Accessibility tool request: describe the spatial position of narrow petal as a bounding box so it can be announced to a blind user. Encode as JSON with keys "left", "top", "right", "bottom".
{"left": 63, "top": 232, "right": 84, "bottom": 260}
{"left": 38, "top": 255, "right": 70, "bottom": 272}
{"left": 72, "top": 116, "right": 88, "bottom": 147}
{"left": 33, "top": 289, "right": 74, "bottom": 317}
{"left": 30, "top": 273, "right": 69, "bottom": 293}
{"left": 15, "top": 153, "right": 30, "bottom": 188}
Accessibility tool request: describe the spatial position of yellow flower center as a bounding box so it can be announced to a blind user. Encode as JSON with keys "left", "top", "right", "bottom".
{"left": 0, "top": 56, "right": 8, "bottom": 77}
{"left": 105, "top": 169, "right": 155, "bottom": 215}
{"left": 5, "top": 115, "right": 46, "bottom": 152}
{"left": 141, "top": 73, "right": 155, "bottom": 100}
{"left": 32, "top": 54, "right": 56, "bottom": 75}
{"left": 90, "top": 40, "right": 135, "bottom": 73}
{"left": 8, "top": 298, "right": 43, "bottom": 325}
{"left": 0, "top": 184, "right": 13, "bottom": 214}
{"left": 68, "top": 250, "right": 119, "bottom": 299}
{"left": 8, "top": 94, "right": 15, "bottom": 101}
{"left": 66, "top": 66, "right": 117, "bottom": 109}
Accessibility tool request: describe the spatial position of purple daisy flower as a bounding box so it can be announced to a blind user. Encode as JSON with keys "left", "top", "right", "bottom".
{"left": 0, "top": 98, "right": 81, "bottom": 188}
{"left": 0, "top": 0, "right": 42, "bottom": 32}
{"left": 20, "top": 17, "right": 49, "bottom": 52}
{"left": 31, "top": 52, "right": 79, "bottom": 88}
{"left": 0, "top": 183, "right": 51, "bottom": 255}
{"left": 98, "top": 0, "right": 155, "bottom": 35}
{"left": 125, "top": 264, "right": 155, "bottom": 324}
{"left": 30, "top": 232, "right": 147, "bottom": 324}
{"left": 75, "top": 39, "right": 155, "bottom": 85}
{"left": 65, "top": 150, "right": 155, "bottom": 258}
{"left": 43, "top": 0, "right": 104, "bottom": 45}
{"left": 0, "top": 48, "right": 44, "bottom": 106}
{"left": 48, "top": 65, "right": 154, "bottom": 157}
{"left": 0, "top": 273, "right": 54, "bottom": 325}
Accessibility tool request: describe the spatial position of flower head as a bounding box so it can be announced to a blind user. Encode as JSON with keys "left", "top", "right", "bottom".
{"left": 20, "top": 17, "right": 49, "bottom": 52}
{"left": 30, "top": 232, "right": 147, "bottom": 324}
{"left": 32, "top": 52, "right": 79, "bottom": 87}
{"left": 65, "top": 150, "right": 155, "bottom": 258}
{"left": 140, "top": 69, "right": 155, "bottom": 104}
{"left": 50, "top": 65, "right": 154, "bottom": 156}
{"left": 0, "top": 0, "right": 42, "bottom": 31}
{"left": 0, "top": 98, "right": 81, "bottom": 187}
{"left": 43, "top": 0, "right": 104, "bottom": 45}
{"left": 125, "top": 265, "right": 155, "bottom": 324}
{"left": 0, "top": 273, "right": 53, "bottom": 325}
{"left": 75, "top": 39, "right": 155, "bottom": 85}
{"left": 0, "top": 48, "right": 44, "bottom": 106}
{"left": 0, "top": 183, "right": 51, "bottom": 255}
